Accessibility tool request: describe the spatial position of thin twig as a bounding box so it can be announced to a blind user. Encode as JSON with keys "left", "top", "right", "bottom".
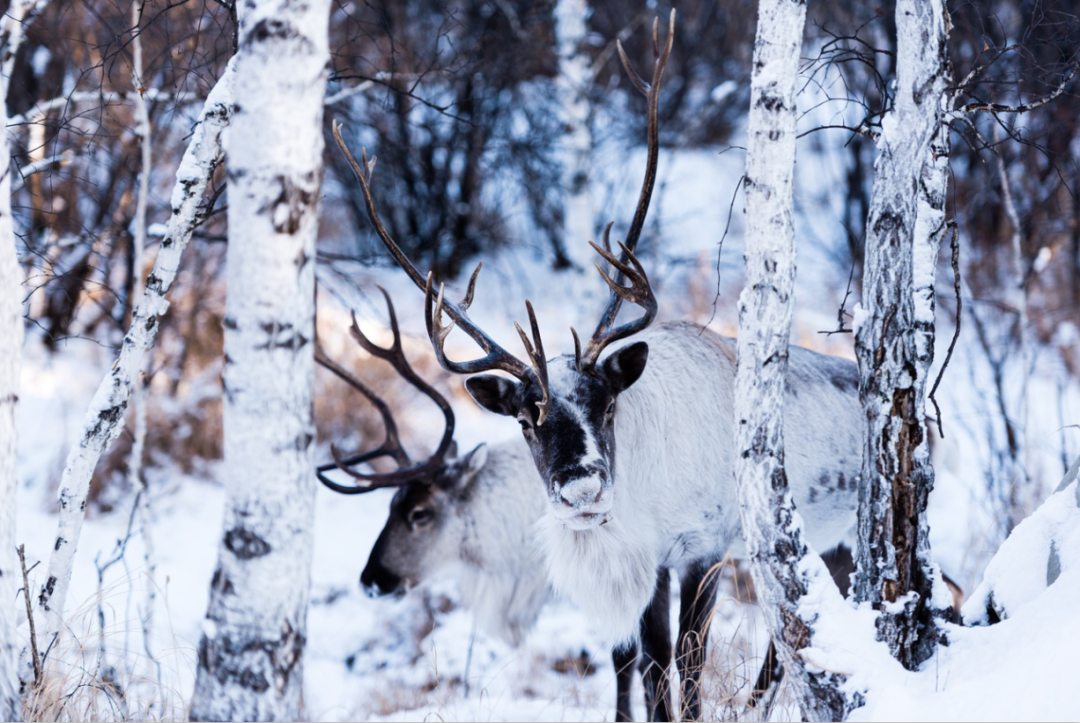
{"left": 18, "top": 544, "right": 42, "bottom": 688}
{"left": 929, "top": 222, "right": 961, "bottom": 438}
{"left": 705, "top": 173, "right": 744, "bottom": 328}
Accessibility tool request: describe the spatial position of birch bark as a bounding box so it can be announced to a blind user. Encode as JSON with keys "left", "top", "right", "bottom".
{"left": 734, "top": 0, "right": 849, "bottom": 718}
{"left": 31, "top": 60, "right": 236, "bottom": 672}
{"left": 0, "top": 66, "right": 25, "bottom": 723}
{"left": 188, "top": 0, "right": 329, "bottom": 719}
{"left": 853, "top": 0, "right": 953, "bottom": 670}
{"left": 554, "top": 0, "right": 594, "bottom": 264}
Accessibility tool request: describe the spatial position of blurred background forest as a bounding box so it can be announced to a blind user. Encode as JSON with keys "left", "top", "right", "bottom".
{"left": 10, "top": 0, "right": 1077, "bottom": 518}
{"left": 6, "top": 0, "right": 1080, "bottom": 717}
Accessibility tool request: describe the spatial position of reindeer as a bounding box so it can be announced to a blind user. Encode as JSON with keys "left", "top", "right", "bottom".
{"left": 331, "top": 13, "right": 864, "bottom": 719}
{"left": 315, "top": 289, "right": 688, "bottom": 721}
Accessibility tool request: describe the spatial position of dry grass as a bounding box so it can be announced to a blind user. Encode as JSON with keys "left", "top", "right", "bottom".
{"left": 20, "top": 571, "right": 189, "bottom": 722}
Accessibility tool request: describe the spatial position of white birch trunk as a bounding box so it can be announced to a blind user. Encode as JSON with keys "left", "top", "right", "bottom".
{"left": 554, "top": 0, "right": 594, "bottom": 265}
{"left": 188, "top": 0, "right": 328, "bottom": 718}
{"left": 0, "top": 67, "right": 25, "bottom": 723}
{"left": 31, "top": 60, "right": 236, "bottom": 673}
{"left": 734, "top": 0, "right": 849, "bottom": 718}
{"left": 128, "top": 0, "right": 158, "bottom": 670}
{"left": 853, "top": 0, "right": 952, "bottom": 670}
{"left": 0, "top": 0, "right": 49, "bottom": 83}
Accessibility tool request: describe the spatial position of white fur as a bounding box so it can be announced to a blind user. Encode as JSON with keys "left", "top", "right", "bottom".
{"left": 541, "top": 322, "right": 862, "bottom": 640}
{"left": 439, "top": 440, "right": 551, "bottom": 647}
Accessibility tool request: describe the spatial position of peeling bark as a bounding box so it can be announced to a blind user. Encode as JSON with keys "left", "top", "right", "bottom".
{"left": 31, "top": 60, "right": 236, "bottom": 674}
{"left": 853, "top": 0, "right": 952, "bottom": 671}
{"left": 188, "top": 0, "right": 329, "bottom": 719}
{"left": 734, "top": 0, "right": 852, "bottom": 718}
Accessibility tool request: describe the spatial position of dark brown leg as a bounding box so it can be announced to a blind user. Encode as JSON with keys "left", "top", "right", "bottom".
{"left": 614, "top": 641, "right": 638, "bottom": 722}
{"left": 677, "top": 560, "right": 720, "bottom": 721}
{"left": 639, "top": 568, "right": 673, "bottom": 721}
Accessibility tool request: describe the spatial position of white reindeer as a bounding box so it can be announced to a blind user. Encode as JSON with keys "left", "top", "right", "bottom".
{"left": 331, "top": 14, "right": 861, "bottom": 719}
{"left": 315, "top": 291, "right": 689, "bottom": 721}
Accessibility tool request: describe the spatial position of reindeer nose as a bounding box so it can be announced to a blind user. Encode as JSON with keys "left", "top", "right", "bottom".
{"left": 558, "top": 475, "right": 604, "bottom": 508}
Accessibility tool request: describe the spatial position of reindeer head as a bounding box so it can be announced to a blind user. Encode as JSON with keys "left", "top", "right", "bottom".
{"left": 463, "top": 230, "right": 657, "bottom": 528}
{"left": 331, "top": 13, "right": 673, "bottom": 531}
{"left": 359, "top": 442, "right": 489, "bottom": 598}
{"left": 314, "top": 290, "right": 490, "bottom": 596}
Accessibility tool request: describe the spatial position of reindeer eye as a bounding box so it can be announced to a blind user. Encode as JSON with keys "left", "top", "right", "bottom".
{"left": 409, "top": 508, "right": 433, "bottom": 526}
{"left": 605, "top": 400, "right": 616, "bottom": 417}
{"left": 518, "top": 417, "right": 532, "bottom": 432}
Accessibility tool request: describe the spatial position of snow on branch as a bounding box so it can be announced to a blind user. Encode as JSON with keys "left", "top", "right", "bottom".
{"left": 5, "top": 88, "right": 200, "bottom": 128}
{"left": 29, "top": 58, "right": 236, "bottom": 671}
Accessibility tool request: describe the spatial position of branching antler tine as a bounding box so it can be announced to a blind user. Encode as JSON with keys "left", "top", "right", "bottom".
{"left": 315, "top": 345, "right": 410, "bottom": 466}
{"left": 330, "top": 444, "right": 380, "bottom": 485}
{"left": 582, "top": 13, "right": 671, "bottom": 371}
{"left": 513, "top": 300, "right": 550, "bottom": 425}
{"left": 379, "top": 286, "right": 403, "bottom": 351}
{"left": 589, "top": 240, "right": 637, "bottom": 280}
{"left": 660, "top": 10, "right": 675, "bottom": 68}
{"left": 329, "top": 443, "right": 446, "bottom": 486}
{"left": 332, "top": 121, "right": 428, "bottom": 291}
{"left": 348, "top": 289, "right": 404, "bottom": 361}
{"left": 571, "top": 327, "right": 582, "bottom": 371}
{"left": 461, "top": 261, "right": 482, "bottom": 311}
{"left": 617, "top": 39, "right": 651, "bottom": 96}
{"left": 335, "top": 118, "right": 534, "bottom": 385}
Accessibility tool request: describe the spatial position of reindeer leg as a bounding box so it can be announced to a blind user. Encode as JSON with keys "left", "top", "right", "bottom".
{"left": 639, "top": 567, "right": 673, "bottom": 722}
{"left": 613, "top": 641, "right": 638, "bottom": 722}
{"left": 677, "top": 560, "right": 720, "bottom": 721}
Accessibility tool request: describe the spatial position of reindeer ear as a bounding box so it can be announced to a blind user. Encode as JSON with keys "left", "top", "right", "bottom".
{"left": 603, "top": 342, "right": 649, "bottom": 393}
{"left": 440, "top": 443, "right": 488, "bottom": 492}
{"left": 465, "top": 375, "right": 519, "bottom": 416}
{"left": 463, "top": 443, "right": 488, "bottom": 475}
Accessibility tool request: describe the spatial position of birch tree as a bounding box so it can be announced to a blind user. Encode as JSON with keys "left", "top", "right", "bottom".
{"left": 30, "top": 60, "right": 236, "bottom": 674}
{"left": 0, "top": 67, "right": 25, "bottom": 723}
{"left": 3, "top": 4, "right": 49, "bottom": 714}
{"left": 554, "top": 0, "right": 594, "bottom": 264}
{"left": 852, "top": 0, "right": 953, "bottom": 669}
{"left": 734, "top": 0, "right": 851, "bottom": 719}
{"left": 188, "top": 0, "right": 329, "bottom": 719}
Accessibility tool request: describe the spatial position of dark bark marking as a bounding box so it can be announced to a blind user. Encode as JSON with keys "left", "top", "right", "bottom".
{"left": 89, "top": 403, "right": 127, "bottom": 437}
{"left": 39, "top": 575, "right": 57, "bottom": 608}
{"left": 210, "top": 567, "right": 235, "bottom": 595}
{"left": 264, "top": 173, "right": 318, "bottom": 235}
{"left": 196, "top": 621, "right": 306, "bottom": 698}
{"left": 224, "top": 526, "right": 272, "bottom": 559}
{"left": 757, "top": 92, "right": 786, "bottom": 113}
{"left": 247, "top": 18, "right": 297, "bottom": 45}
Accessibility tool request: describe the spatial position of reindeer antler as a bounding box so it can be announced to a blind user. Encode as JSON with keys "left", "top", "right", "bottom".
{"left": 574, "top": 10, "right": 673, "bottom": 371}
{"left": 315, "top": 288, "right": 457, "bottom": 494}
{"left": 332, "top": 121, "right": 552, "bottom": 425}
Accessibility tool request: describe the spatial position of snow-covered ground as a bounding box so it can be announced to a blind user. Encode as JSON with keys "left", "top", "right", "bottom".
{"left": 12, "top": 95, "right": 1080, "bottom": 720}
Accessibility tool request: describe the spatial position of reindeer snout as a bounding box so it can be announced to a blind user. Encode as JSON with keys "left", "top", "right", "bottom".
{"left": 559, "top": 476, "right": 604, "bottom": 508}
